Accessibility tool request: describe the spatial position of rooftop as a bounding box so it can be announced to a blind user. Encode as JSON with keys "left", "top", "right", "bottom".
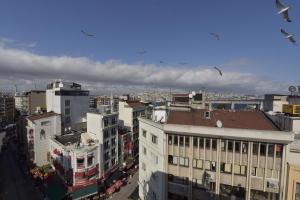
{"left": 126, "top": 101, "right": 145, "bottom": 108}
{"left": 55, "top": 133, "right": 81, "bottom": 146}
{"left": 27, "top": 112, "right": 59, "bottom": 121}
{"left": 167, "top": 109, "right": 279, "bottom": 131}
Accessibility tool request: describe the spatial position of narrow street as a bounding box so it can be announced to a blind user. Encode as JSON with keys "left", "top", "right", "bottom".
{"left": 110, "top": 171, "right": 139, "bottom": 200}
{"left": 0, "top": 139, "right": 43, "bottom": 200}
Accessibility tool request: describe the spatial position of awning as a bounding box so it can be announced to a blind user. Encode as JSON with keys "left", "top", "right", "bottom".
{"left": 70, "top": 184, "right": 97, "bottom": 200}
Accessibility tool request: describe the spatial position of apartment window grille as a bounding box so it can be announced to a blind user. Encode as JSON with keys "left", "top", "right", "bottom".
{"left": 253, "top": 143, "right": 259, "bottom": 154}
{"left": 199, "top": 138, "right": 204, "bottom": 148}
{"left": 205, "top": 139, "right": 210, "bottom": 149}
{"left": 174, "top": 136, "right": 178, "bottom": 145}
{"left": 142, "top": 130, "right": 147, "bottom": 138}
{"left": 242, "top": 142, "right": 248, "bottom": 153}
{"left": 221, "top": 140, "right": 226, "bottom": 151}
{"left": 268, "top": 144, "right": 275, "bottom": 156}
{"left": 179, "top": 136, "right": 184, "bottom": 146}
{"left": 212, "top": 139, "right": 217, "bottom": 150}
{"left": 228, "top": 141, "right": 233, "bottom": 151}
{"left": 235, "top": 141, "right": 241, "bottom": 153}
{"left": 260, "top": 144, "right": 266, "bottom": 155}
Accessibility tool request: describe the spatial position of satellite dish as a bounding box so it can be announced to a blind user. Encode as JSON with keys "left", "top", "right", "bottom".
{"left": 189, "top": 94, "right": 193, "bottom": 99}
{"left": 192, "top": 91, "right": 196, "bottom": 96}
{"left": 289, "top": 86, "right": 297, "bottom": 94}
{"left": 216, "top": 120, "right": 222, "bottom": 128}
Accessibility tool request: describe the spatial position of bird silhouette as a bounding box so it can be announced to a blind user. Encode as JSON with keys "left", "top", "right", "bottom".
{"left": 210, "top": 32, "right": 220, "bottom": 40}
{"left": 136, "top": 50, "right": 147, "bottom": 55}
{"left": 81, "top": 30, "right": 94, "bottom": 37}
{"left": 275, "top": 0, "right": 292, "bottom": 22}
{"left": 213, "top": 67, "right": 223, "bottom": 76}
{"left": 280, "top": 29, "right": 297, "bottom": 45}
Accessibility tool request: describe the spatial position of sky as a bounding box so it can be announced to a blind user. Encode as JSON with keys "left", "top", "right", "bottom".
{"left": 0, "top": 0, "right": 299, "bottom": 94}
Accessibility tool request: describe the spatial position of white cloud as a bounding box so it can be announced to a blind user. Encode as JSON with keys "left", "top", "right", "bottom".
{"left": 0, "top": 42, "right": 290, "bottom": 94}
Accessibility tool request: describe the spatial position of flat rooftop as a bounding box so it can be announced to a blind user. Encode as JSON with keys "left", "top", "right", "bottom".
{"left": 27, "top": 112, "right": 59, "bottom": 121}
{"left": 167, "top": 109, "right": 279, "bottom": 131}
{"left": 55, "top": 133, "right": 81, "bottom": 146}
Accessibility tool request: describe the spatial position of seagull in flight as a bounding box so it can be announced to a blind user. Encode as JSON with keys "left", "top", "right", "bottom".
{"left": 280, "top": 29, "right": 297, "bottom": 45}
{"left": 213, "top": 67, "right": 223, "bottom": 76}
{"left": 136, "top": 50, "right": 147, "bottom": 55}
{"left": 275, "top": 0, "right": 292, "bottom": 22}
{"left": 81, "top": 30, "right": 94, "bottom": 37}
{"left": 210, "top": 32, "right": 220, "bottom": 40}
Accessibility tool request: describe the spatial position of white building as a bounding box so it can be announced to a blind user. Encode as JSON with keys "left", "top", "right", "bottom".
{"left": 87, "top": 111, "right": 118, "bottom": 177}
{"left": 263, "top": 94, "right": 288, "bottom": 113}
{"left": 139, "top": 109, "right": 294, "bottom": 200}
{"left": 26, "top": 112, "right": 61, "bottom": 167}
{"left": 46, "top": 80, "right": 89, "bottom": 130}
{"left": 119, "top": 101, "right": 146, "bottom": 156}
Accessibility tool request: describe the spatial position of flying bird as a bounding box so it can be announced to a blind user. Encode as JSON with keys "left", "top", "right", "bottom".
{"left": 275, "top": 0, "right": 292, "bottom": 22}
{"left": 210, "top": 32, "right": 220, "bottom": 40}
{"left": 81, "top": 30, "right": 94, "bottom": 37}
{"left": 213, "top": 67, "right": 223, "bottom": 76}
{"left": 280, "top": 28, "right": 297, "bottom": 45}
{"left": 136, "top": 50, "right": 147, "bottom": 55}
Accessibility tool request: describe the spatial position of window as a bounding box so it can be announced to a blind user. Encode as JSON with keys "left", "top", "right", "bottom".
{"left": 192, "top": 179, "right": 203, "bottom": 188}
{"left": 193, "top": 159, "right": 203, "bottom": 169}
{"left": 234, "top": 165, "right": 247, "bottom": 176}
{"left": 268, "top": 144, "right": 274, "bottom": 156}
{"left": 65, "top": 108, "right": 70, "bottom": 115}
{"left": 179, "top": 136, "right": 184, "bottom": 146}
{"left": 151, "top": 152, "right": 158, "bottom": 164}
{"left": 142, "top": 162, "right": 146, "bottom": 171}
{"left": 295, "top": 183, "right": 300, "bottom": 200}
{"left": 41, "top": 121, "right": 51, "bottom": 126}
{"left": 179, "top": 157, "right": 189, "bottom": 167}
{"left": 104, "top": 152, "right": 109, "bottom": 161}
{"left": 220, "top": 163, "right": 232, "bottom": 173}
{"left": 111, "top": 148, "right": 116, "bottom": 157}
{"left": 111, "top": 128, "right": 116, "bottom": 136}
{"left": 168, "top": 135, "right": 172, "bottom": 145}
{"left": 77, "top": 158, "right": 84, "bottom": 168}
{"left": 193, "top": 137, "right": 198, "bottom": 147}
{"left": 111, "top": 117, "right": 117, "bottom": 125}
{"left": 104, "top": 141, "right": 109, "bottom": 150}
{"left": 168, "top": 155, "right": 178, "bottom": 165}
{"left": 111, "top": 158, "right": 116, "bottom": 166}
{"left": 104, "top": 162, "right": 109, "bottom": 171}
{"left": 253, "top": 143, "right": 259, "bottom": 154}
{"left": 143, "top": 146, "right": 147, "bottom": 155}
{"left": 260, "top": 144, "right": 266, "bottom": 155}
{"left": 40, "top": 129, "right": 46, "bottom": 140}
{"left": 205, "top": 161, "right": 216, "bottom": 171}
{"left": 174, "top": 136, "right": 178, "bottom": 145}
{"left": 266, "top": 169, "right": 272, "bottom": 178}
{"left": 142, "top": 130, "right": 147, "bottom": 138}
{"left": 65, "top": 116, "right": 71, "bottom": 124}
{"left": 104, "top": 119, "right": 109, "bottom": 127}
{"left": 242, "top": 142, "right": 248, "bottom": 153}
{"left": 212, "top": 139, "right": 217, "bottom": 150}
{"left": 111, "top": 138, "right": 116, "bottom": 146}
{"left": 87, "top": 154, "right": 93, "bottom": 166}
{"left": 185, "top": 137, "right": 190, "bottom": 146}
{"left": 199, "top": 138, "right": 204, "bottom": 148}
{"left": 221, "top": 140, "right": 226, "bottom": 151}
{"left": 205, "top": 139, "right": 210, "bottom": 149}
{"left": 65, "top": 100, "right": 70, "bottom": 106}
{"left": 104, "top": 130, "right": 109, "bottom": 139}
{"left": 228, "top": 141, "right": 233, "bottom": 151}
{"left": 235, "top": 141, "right": 240, "bottom": 153}
{"left": 275, "top": 144, "right": 282, "bottom": 157}
{"left": 151, "top": 134, "right": 158, "bottom": 144}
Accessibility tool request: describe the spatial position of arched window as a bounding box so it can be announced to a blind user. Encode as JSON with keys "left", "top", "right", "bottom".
{"left": 40, "top": 129, "right": 46, "bottom": 140}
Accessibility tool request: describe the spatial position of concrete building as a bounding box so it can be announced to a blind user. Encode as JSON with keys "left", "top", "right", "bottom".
{"left": 50, "top": 132, "right": 100, "bottom": 198}
{"left": 172, "top": 92, "right": 206, "bottom": 109}
{"left": 139, "top": 109, "right": 294, "bottom": 200}
{"left": 46, "top": 80, "right": 89, "bottom": 131}
{"left": 96, "top": 95, "right": 119, "bottom": 113}
{"left": 118, "top": 127, "right": 133, "bottom": 165}
{"left": 264, "top": 94, "right": 288, "bottom": 113}
{"left": 15, "top": 90, "right": 46, "bottom": 115}
{"left": 26, "top": 112, "right": 61, "bottom": 167}
{"left": 87, "top": 111, "right": 119, "bottom": 177}
{"left": 119, "top": 101, "right": 146, "bottom": 156}
{"left": 0, "top": 93, "right": 15, "bottom": 124}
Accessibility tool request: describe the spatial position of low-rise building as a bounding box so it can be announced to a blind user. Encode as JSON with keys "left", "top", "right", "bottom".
{"left": 139, "top": 109, "right": 294, "bottom": 200}
{"left": 26, "top": 112, "right": 61, "bottom": 167}
{"left": 264, "top": 94, "right": 288, "bottom": 113}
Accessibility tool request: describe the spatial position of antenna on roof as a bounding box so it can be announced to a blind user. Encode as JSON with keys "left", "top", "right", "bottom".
{"left": 216, "top": 120, "right": 223, "bottom": 128}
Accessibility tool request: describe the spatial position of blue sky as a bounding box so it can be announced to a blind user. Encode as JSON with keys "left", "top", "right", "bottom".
{"left": 0, "top": 0, "right": 299, "bottom": 94}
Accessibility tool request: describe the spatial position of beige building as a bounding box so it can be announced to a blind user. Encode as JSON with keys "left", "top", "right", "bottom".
{"left": 139, "top": 109, "right": 295, "bottom": 200}
{"left": 15, "top": 90, "right": 46, "bottom": 115}
{"left": 264, "top": 94, "right": 288, "bottom": 113}
{"left": 119, "top": 101, "right": 145, "bottom": 156}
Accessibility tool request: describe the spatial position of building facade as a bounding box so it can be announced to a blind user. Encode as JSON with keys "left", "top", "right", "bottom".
{"left": 139, "top": 109, "right": 294, "bottom": 200}
{"left": 46, "top": 81, "right": 89, "bottom": 131}
{"left": 0, "top": 93, "right": 15, "bottom": 124}
{"left": 26, "top": 112, "right": 61, "bottom": 167}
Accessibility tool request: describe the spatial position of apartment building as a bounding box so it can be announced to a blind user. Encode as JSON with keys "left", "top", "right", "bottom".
{"left": 50, "top": 132, "right": 99, "bottom": 198}
{"left": 139, "top": 109, "right": 294, "bottom": 200}
{"left": 264, "top": 94, "right": 288, "bottom": 113}
{"left": 15, "top": 90, "right": 46, "bottom": 115}
{"left": 96, "top": 95, "right": 119, "bottom": 113}
{"left": 0, "top": 93, "right": 15, "bottom": 124}
{"left": 87, "top": 111, "right": 118, "bottom": 178}
{"left": 26, "top": 112, "right": 61, "bottom": 167}
{"left": 118, "top": 127, "right": 133, "bottom": 165}
{"left": 119, "top": 101, "right": 146, "bottom": 156}
{"left": 46, "top": 80, "right": 89, "bottom": 131}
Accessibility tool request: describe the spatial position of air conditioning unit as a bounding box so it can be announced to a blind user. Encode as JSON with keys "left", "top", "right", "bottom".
{"left": 266, "top": 179, "right": 279, "bottom": 190}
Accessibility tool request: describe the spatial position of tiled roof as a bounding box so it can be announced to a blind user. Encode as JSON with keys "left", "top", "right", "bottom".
{"left": 126, "top": 101, "right": 145, "bottom": 108}
{"left": 167, "top": 109, "right": 279, "bottom": 131}
{"left": 27, "top": 112, "right": 59, "bottom": 121}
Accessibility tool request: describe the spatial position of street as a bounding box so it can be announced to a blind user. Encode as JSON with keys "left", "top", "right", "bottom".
{"left": 110, "top": 171, "right": 139, "bottom": 200}
{"left": 0, "top": 139, "right": 43, "bottom": 200}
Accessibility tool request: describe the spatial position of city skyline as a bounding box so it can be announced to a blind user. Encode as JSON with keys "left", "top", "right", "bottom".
{"left": 0, "top": 0, "right": 299, "bottom": 94}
